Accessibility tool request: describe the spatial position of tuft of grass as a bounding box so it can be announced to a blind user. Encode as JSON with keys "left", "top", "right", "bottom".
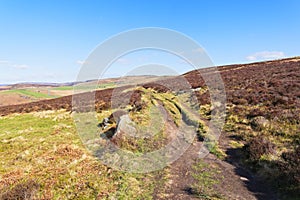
{"left": 191, "top": 160, "right": 223, "bottom": 199}
{"left": 229, "top": 140, "right": 244, "bottom": 149}
{"left": 205, "top": 141, "right": 226, "bottom": 160}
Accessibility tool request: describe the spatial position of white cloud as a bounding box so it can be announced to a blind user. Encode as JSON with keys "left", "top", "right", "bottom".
{"left": 0, "top": 60, "right": 9, "bottom": 64}
{"left": 0, "top": 60, "right": 29, "bottom": 70}
{"left": 246, "top": 51, "right": 285, "bottom": 61}
{"left": 13, "top": 64, "right": 29, "bottom": 69}
{"left": 76, "top": 60, "right": 87, "bottom": 65}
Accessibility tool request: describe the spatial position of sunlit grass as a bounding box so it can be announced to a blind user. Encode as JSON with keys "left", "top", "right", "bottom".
{"left": 3, "top": 89, "right": 54, "bottom": 98}
{"left": 0, "top": 110, "right": 158, "bottom": 199}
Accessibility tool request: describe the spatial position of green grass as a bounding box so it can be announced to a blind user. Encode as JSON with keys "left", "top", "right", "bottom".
{"left": 224, "top": 104, "right": 300, "bottom": 198}
{"left": 0, "top": 87, "right": 227, "bottom": 199}
{"left": 3, "top": 89, "right": 54, "bottom": 98}
{"left": 191, "top": 160, "right": 223, "bottom": 199}
{"left": 53, "top": 83, "right": 116, "bottom": 92}
{"left": 97, "top": 82, "right": 116, "bottom": 89}
{"left": 229, "top": 140, "right": 244, "bottom": 149}
{"left": 106, "top": 90, "right": 169, "bottom": 154}
{"left": 205, "top": 141, "right": 226, "bottom": 160}
{"left": 52, "top": 86, "right": 74, "bottom": 91}
{"left": 0, "top": 110, "right": 158, "bottom": 199}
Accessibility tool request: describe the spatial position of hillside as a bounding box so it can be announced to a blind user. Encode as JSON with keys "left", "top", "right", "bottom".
{"left": 0, "top": 57, "right": 299, "bottom": 199}
{"left": 0, "top": 76, "right": 166, "bottom": 107}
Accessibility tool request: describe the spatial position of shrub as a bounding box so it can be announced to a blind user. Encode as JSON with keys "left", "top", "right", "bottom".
{"left": 244, "top": 136, "right": 275, "bottom": 161}
{"left": 278, "top": 146, "right": 300, "bottom": 185}
{"left": 250, "top": 116, "right": 269, "bottom": 131}
{"left": 0, "top": 180, "right": 40, "bottom": 200}
{"left": 247, "top": 108, "right": 265, "bottom": 119}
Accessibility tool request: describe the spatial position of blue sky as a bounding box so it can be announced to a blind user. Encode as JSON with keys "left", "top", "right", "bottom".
{"left": 0, "top": 0, "right": 299, "bottom": 84}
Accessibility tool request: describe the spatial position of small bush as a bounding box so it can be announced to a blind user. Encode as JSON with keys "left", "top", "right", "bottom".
{"left": 244, "top": 136, "right": 275, "bottom": 161}
{"left": 278, "top": 146, "right": 300, "bottom": 185}
{"left": 0, "top": 180, "right": 40, "bottom": 200}
{"left": 247, "top": 108, "right": 265, "bottom": 119}
{"left": 250, "top": 116, "right": 269, "bottom": 131}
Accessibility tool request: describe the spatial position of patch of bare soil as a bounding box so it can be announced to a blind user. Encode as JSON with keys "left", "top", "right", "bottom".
{"left": 0, "top": 93, "right": 33, "bottom": 106}
{"left": 157, "top": 138, "right": 276, "bottom": 199}
{"left": 155, "top": 99, "right": 276, "bottom": 199}
{"left": 47, "top": 89, "right": 74, "bottom": 96}
{"left": 218, "top": 133, "right": 278, "bottom": 200}
{"left": 152, "top": 102, "right": 255, "bottom": 199}
{"left": 156, "top": 139, "right": 201, "bottom": 200}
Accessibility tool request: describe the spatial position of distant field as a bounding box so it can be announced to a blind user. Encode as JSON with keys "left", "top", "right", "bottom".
{"left": 53, "top": 83, "right": 116, "bottom": 91}
{"left": 0, "top": 88, "right": 60, "bottom": 106}
{"left": 0, "top": 83, "right": 118, "bottom": 107}
{"left": 0, "top": 93, "right": 31, "bottom": 106}
{"left": 0, "top": 76, "right": 166, "bottom": 107}
{"left": 97, "top": 82, "right": 116, "bottom": 89}
{"left": 51, "top": 86, "right": 73, "bottom": 91}
{"left": 3, "top": 89, "right": 54, "bottom": 99}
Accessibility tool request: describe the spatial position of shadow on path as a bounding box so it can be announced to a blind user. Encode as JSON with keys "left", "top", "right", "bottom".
{"left": 225, "top": 147, "right": 278, "bottom": 200}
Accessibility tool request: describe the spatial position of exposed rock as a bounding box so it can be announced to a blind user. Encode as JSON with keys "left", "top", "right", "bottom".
{"left": 109, "top": 110, "right": 127, "bottom": 124}
{"left": 115, "top": 114, "right": 137, "bottom": 138}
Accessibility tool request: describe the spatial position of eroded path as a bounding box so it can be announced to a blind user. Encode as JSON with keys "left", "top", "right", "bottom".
{"left": 154, "top": 94, "right": 274, "bottom": 200}
{"left": 156, "top": 138, "right": 264, "bottom": 199}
